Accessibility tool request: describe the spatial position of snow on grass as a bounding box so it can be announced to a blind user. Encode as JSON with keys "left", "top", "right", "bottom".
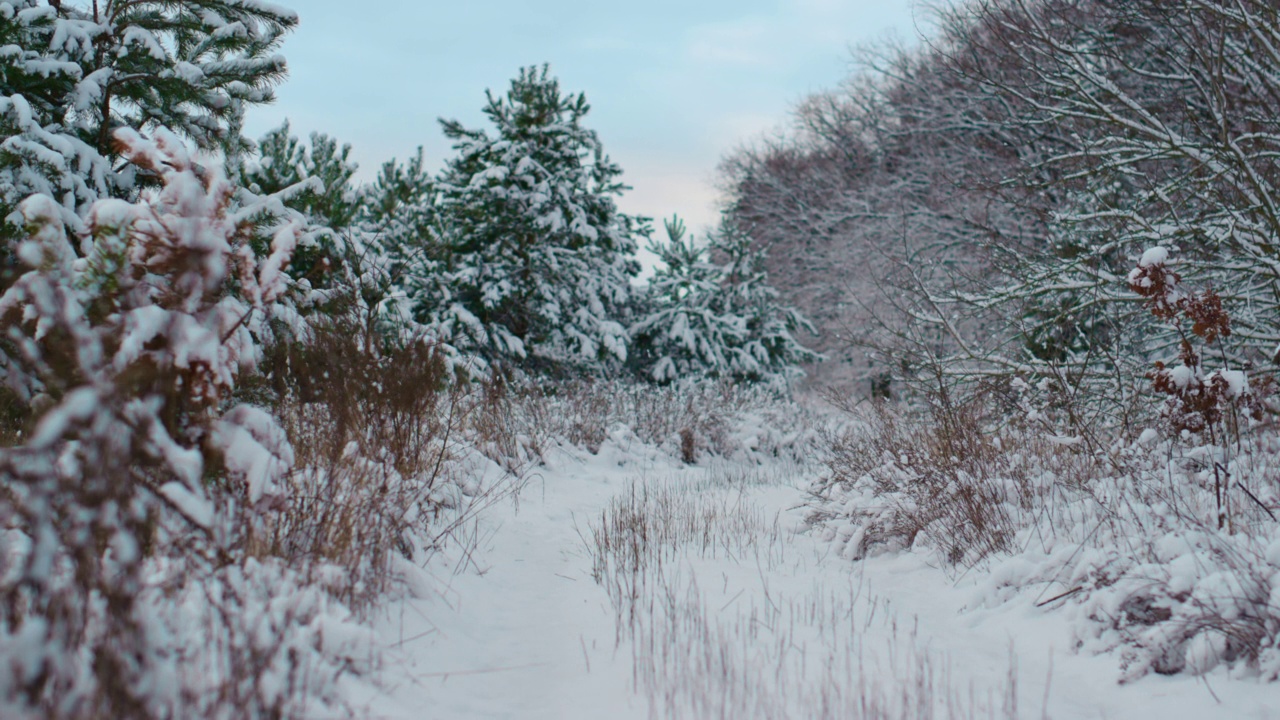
{"left": 588, "top": 466, "right": 1020, "bottom": 719}
{"left": 362, "top": 433, "right": 1024, "bottom": 719}
{"left": 810, "top": 400, "right": 1280, "bottom": 715}
{"left": 356, "top": 401, "right": 1280, "bottom": 719}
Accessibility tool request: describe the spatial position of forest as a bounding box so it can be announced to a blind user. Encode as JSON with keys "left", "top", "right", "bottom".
{"left": 2, "top": 0, "right": 1280, "bottom": 717}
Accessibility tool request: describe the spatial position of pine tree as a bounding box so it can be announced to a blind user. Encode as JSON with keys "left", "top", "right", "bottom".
{"left": 0, "top": 1, "right": 295, "bottom": 226}
{"left": 343, "top": 148, "right": 444, "bottom": 342}
{"left": 0, "top": 0, "right": 296, "bottom": 288}
{"left": 363, "top": 148, "right": 437, "bottom": 287}
{"left": 243, "top": 121, "right": 361, "bottom": 233}
{"left": 713, "top": 220, "right": 821, "bottom": 384}
{"left": 630, "top": 216, "right": 746, "bottom": 383}
{"left": 418, "top": 64, "right": 646, "bottom": 374}
{"left": 240, "top": 121, "right": 361, "bottom": 287}
{"left": 631, "top": 216, "right": 820, "bottom": 385}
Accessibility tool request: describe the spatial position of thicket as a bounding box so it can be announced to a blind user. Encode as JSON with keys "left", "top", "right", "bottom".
{"left": 237, "top": 66, "right": 817, "bottom": 387}
{"left": 724, "top": 0, "right": 1280, "bottom": 417}
{"left": 755, "top": 0, "right": 1280, "bottom": 682}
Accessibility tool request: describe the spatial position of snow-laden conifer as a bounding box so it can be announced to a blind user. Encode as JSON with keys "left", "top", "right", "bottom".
{"left": 240, "top": 121, "right": 362, "bottom": 288}
{"left": 363, "top": 148, "right": 437, "bottom": 291}
{"left": 714, "top": 220, "right": 821, "bottom": 383}
{"left": 0, "top": 0, "right": 296, "bottom": 238}
{"left": 0, "top": 128, "right": 361, "bottom": 718}
{"left": 418, "top": 65, "right": 646, "bottom": 374}
{"left": 630, "top": 216, "right": 746, "bottom": 383}
{"left": 243, "top": 121, "right": 361, "bottom": 233}
{"left": 632, "top": 216, "right": 819, "bottom": 385}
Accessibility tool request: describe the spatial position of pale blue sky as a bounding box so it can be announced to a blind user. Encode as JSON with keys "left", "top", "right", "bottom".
{"left": 246, "top": 1, "right": 929, "bottom": 237}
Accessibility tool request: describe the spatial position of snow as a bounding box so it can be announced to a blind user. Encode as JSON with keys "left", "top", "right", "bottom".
{"left": 350, "top": 433, "right": 1280, "bottom": 719}
{"left": 1140, "top": 245, "right": 1170, "bottom": 267}
{"left": 1218, "top": 369, "right": 1249, "bottom": 399}
{"left": 211, "top": 405, "right": 294, "bottom": 503}
{"left": 158, "top": 481, "right": 214, "bottom": 528}
{"left": 365, "top": 454, "right": 638, "bottom": 719}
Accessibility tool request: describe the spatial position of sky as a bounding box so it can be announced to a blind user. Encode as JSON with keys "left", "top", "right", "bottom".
{"left": 244, "top": 0, "right": 929, "bottom": 245}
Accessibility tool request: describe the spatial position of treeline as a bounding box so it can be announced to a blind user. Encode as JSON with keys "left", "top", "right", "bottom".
{"left": 241, "top": 65, "right": 817, "bottom": 386}
{"left": 724, "top": 0, "right": 1280, "bottom": 427}
{"left": 0, "top": 4, "right": 818, "bottom": 391}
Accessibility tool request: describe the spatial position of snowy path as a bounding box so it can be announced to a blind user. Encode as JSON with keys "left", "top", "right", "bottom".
{"left": 358, "top": 439, "right": 1280, "bottom": 719}
{"left": 364, "top": 441, "right": 656, "bottom": 720}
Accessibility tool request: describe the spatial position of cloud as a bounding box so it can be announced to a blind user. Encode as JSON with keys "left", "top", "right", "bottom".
{"left": 711, "top": 111, "right": 786, "bottom": 146}
{"left": 617, "top": 159, "right": 724, "bottom": 233}
{"left": 615, "top": 159, "right": 726, "bottom": 280}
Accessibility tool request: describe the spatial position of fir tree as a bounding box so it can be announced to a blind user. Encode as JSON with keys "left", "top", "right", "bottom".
{"left": 419, "top": 64, "right": 646, "bottom": 374}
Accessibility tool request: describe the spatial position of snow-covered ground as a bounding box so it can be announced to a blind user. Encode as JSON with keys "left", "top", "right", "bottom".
{"left": 354, "top": 434, "right": 1280, "bottom": 719}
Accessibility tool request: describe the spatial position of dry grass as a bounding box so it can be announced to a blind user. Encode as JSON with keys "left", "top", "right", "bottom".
{"left": 247, "top": 319, "right": 473, "bottom": 614}
{"left": 467, "top": 376, "right": 822, "bottom": 467}
{"left": 814, "top": 398, "right": 1089, "bottom": 566}
{"left": 587, "top": 470, "right": 1024, "bottom": 719}
{"left": 811, "top": 388, "right": 1280, "bottom": 681}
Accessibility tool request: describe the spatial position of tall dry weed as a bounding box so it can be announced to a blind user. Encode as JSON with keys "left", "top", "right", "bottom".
{"left": 250, "top": 319, "right": 464, "bottom": 612}
{"left": 814, "top": 395, "right": 1102, "bottom": 566}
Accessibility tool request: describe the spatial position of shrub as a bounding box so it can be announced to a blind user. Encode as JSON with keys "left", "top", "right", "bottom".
{"left": 465, "top": 376, "right": 822, "bottom": 467}
{"left": 813, "top": 397, "right": 1045, "bottom": 565}
{"left": 0, "top": 129, "right": 363, "bottom": 718}
{"left": 811, "top": 383, "right": 1280, "bottom": 680}
{"left": 251, "top": 317, "right": 466, "bottom": 612}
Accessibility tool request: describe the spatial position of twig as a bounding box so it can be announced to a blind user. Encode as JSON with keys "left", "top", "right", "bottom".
{"left": 1237, "top": 483, "right": 1278, "bottom": 522}
{"left": 1035, "top": 586, "right": 1082, "bottom": 608}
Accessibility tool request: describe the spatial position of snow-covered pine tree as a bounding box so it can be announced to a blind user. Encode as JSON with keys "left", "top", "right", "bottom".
{"left": 0, "top": 1, "right": 295, "bottom": 230}
{"left": 420, "top": 64, "right": 646, "bottom": 375}
{"left": 0, "top": 128, "right": 307, "bottom": 716}
{"left": 629, "top": 216, "right": 746, "bottom": 383}
{"left": 712, "top": 218, "right": 821, "bottom": 384}
{"left": 631, "top": 216, "right": 820, "bottom": 386}
{"left": 240, "top": 121, "right": 361, "bottom": 287}
{"left": 363, "top": 148, "right": 437, "bottom": 288}
{"left": 243, "top": 121, "right": 361, "bottom": 233}
{"left": 346, "top": 147, "right": 445, "bottom": 341}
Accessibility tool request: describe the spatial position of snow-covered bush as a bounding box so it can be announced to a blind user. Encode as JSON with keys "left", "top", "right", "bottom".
{"left": 468, "top": 376, "right": 824, "bottom": 468}
{"left": 810, "top": 388, "right": 1280, "bottom": 681}
{"left": 0, "top": 129, "right": 366, "bottom": 718}
{"left": 966, "top": 432, "right": 1280, "bottom": 682}
{"left": 1129, "top": 246, "right": 1274, "bottom": 530}
{"left": 811, "top": 397, "right": 1064, "bottom": 565}
{"left": 257, "top": 318, "right": 470, "bottom": 612}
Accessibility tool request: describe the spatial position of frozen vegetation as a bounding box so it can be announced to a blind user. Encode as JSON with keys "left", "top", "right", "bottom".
{"left": 4, "top": 0, "right": 1280, "bottom": 718}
